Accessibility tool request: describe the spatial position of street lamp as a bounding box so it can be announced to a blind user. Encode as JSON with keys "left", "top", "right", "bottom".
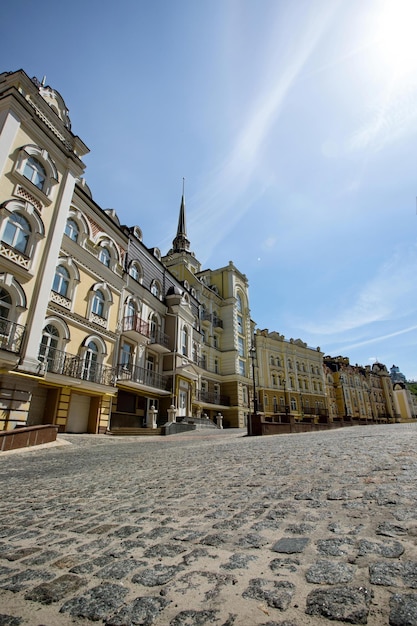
{"left": 249, "top": 344, "right": 258, "bottom": 415}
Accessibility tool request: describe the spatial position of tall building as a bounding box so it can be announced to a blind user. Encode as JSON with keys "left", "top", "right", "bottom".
{"left": 162, "top": 193, "right": 253, "bottom": 428}
{"left": 0, "top": 69, "right": 253, "bottom": 432}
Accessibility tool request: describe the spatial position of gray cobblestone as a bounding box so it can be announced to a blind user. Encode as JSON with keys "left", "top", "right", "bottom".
{"left": 2, "top": 424, "right": 417, "bottom": 624}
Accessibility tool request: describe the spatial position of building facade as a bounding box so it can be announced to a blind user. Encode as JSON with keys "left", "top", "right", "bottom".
{"left": 0, "top": 69, "right": 412, "bottom": 435}
{"left": 323, "top": 357, "right": 397, "bottom": 422}
{"left": 255, "top": 329, "right": 327, "bottom": 422}
{"left": 0, "top": 69, "right": 253, "bottom": 432}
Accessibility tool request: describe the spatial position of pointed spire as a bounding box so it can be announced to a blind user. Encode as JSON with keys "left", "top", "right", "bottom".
{"left": 172, "top": 178, "right": 190, "bottom": 253}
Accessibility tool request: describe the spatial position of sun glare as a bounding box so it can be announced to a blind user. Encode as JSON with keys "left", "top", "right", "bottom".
{"left": 373, "top": 0, "right": 417, "bottom": 78}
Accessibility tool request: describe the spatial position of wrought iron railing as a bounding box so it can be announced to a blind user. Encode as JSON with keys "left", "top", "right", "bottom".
{"left": 196, "top": 390, "right": 230, "bottom": 406}
{"left": 122, "top": 315, "right": 169, "bottom": 347}
{"left": 0, "top": 316, "right": 26, "bottom": 353}
{"left": 122, "top": 315, "right": 149, "bottom": 336}
{"left": 39, "top": 347, "right": 115, "bottom": 385}
{"left": 116, "top": 363, "right": 169, "bottom": 390}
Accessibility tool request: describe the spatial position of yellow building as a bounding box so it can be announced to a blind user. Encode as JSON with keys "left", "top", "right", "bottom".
{"left": 323, "top": 357, "right": 397, "bottom": 423}
{"left": 162, "top": 198, "right": 253, "bottom": 428}
{"left": 255, "top": 329, "right": 327, "bottom": 423}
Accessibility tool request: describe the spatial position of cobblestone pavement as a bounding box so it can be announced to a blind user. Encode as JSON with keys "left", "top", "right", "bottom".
{"left": 1, "top": 424, "right": 417, "bottom": 625}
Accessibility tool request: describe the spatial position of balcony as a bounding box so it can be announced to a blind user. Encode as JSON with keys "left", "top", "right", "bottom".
{"left": 116, "top": 363, "right": 169, "bottom": 391}
{"left": 121, "top": 315, "right": 149, "bottom": 338}
{"left": 196, "top": 390, "right": 230, "bottom": 406}
{"left": 213, "top": 317, "right": 223, "bottom": 329}
{"left": 149, "top": 328, "right": 169, "bottom": 351}
{"left": 39, "top": 347, "right": 115, "bottom": 386}
{"left": 0, "top": 317, "right": 26, "bottom": 353}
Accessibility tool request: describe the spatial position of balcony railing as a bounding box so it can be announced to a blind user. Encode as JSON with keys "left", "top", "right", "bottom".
{"left": 122, "top": 315, "right": 149, "bottom": 336}
{"left": 213, "top": 317, "right": 223, "bottom": 329}
{"left": 39, "top": 347, "right": 115, "bottom": 386}
{"left": 149, "top": 328, "right": 169, "bottom": 348}
{"left": 196, "top": 390, "right": 230, "bottom": 406}
{"left": 116, "top": 363, "right": 169, "bottom": 390}
{"left": 0, "top": 317, "right": 26, "bottom": 353}
{"left": 122, "top": 315, "right": 169, "bottom": 348}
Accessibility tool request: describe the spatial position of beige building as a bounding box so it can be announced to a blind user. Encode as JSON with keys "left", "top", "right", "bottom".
{"left": 254, "top": 329, "right": 327, "bottom": 422}
{"left": 0, "top": 69, "right": 253, "bottom": 433}
{"left": 162, "top": 199, "right": 253, "bottom": 428}
{"left": 323, "top": 357, "right": 397, "bottom": 422}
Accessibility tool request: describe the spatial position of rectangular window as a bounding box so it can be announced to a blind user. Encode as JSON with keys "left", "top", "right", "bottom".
{"left": 238, "top": 336, "right": 244, "bottom": 357}
{"left": 239, "top": 359, "right": 245, "bottom": 376}
{"left": 237, "top": 314, "right": 243, "bottom": 334}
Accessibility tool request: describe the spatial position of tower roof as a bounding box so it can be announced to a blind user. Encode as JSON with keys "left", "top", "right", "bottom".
{"left": 172, "top": 181, "right": 191, "bottom": 253}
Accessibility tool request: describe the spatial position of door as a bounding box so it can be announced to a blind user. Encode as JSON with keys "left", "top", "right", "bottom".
{"left": 67, "top": 393, "right": 91, "bottom": 433}
{"left": 178, "top": 390, "right": 188, "bottom": 417}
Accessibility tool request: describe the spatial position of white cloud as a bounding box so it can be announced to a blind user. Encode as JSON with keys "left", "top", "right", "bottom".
{"left": 299, "top": 246, "right": 417, "bottom": 336}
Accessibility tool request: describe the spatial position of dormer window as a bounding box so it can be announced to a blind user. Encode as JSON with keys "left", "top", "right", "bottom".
{"left": 151, "top": 280, "right": 161, "bottom": 298}
{"left": 99, "top": 246, "right": 111, "bottom": 267}
{"left": 65, "top": 218, "right": 79, "bottom": 242}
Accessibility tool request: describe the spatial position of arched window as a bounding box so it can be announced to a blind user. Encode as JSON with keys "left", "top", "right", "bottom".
{"left": 181, "top": 326, "right": 188, "bottom": 356}
{"left": 2, "top": 212, "right": 31, "bottom": 254}
{"left": 124, "top": 300, "right": 137, "bottom": 330}
{"left": 52, "top": 265, "right": 70, "bottom": 297}
{"left": 92, "top": 290, "right": 105, "bottom": 317}
{"left": 99, "top": 246, "right": 111, "bottom": 267}
{"left": 151, "top": 281, "right": 160, "bottom": 298}
{"left": 83, "top": 340, "right": 99, "bottom": 382}
{"left": 23, "top": 156, "right": 46, "bottom": 190}
{"left": 270, "top": 355, "right": 274, "bottom": 366}
{"left": 129, "top": 262, "right": 142, "bottom": 282}
{"left": 149, "top": 313, "right": 159, "bottom": 341}
{"left": 39, "top": 324, "right": 59, "bottom": 369}
{"left": 236, "top": 293, "right": 243, "bottom": 312}
{"left": 0, "top": 288, "right": 12, "bottom": 320}
{"left": 65, "top": 218, "right": 79, "bottom": 242}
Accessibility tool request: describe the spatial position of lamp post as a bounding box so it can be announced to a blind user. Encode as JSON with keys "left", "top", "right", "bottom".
{"left": 249, "top": 344, "right": 258, "bottom": 415}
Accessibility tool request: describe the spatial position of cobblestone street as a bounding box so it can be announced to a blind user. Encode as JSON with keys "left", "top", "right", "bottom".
{"left": 1, "top": 424, "right": 417, "bottom": 625}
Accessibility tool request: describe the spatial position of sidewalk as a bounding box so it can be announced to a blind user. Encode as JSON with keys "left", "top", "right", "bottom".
{"left": 1, "top": 423, "right": 417, "bottom": 625}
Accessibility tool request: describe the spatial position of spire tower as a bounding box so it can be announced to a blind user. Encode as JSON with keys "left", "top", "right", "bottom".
{"left": 172, "top": 178, "right": 190, "bottom": 253}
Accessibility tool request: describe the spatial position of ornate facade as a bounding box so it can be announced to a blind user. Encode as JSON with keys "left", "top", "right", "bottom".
{"left": 0, "top": 69, "right": 410, "bottom": 435}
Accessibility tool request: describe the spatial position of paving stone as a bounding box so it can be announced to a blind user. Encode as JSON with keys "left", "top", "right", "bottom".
{"left": 0, "top": 569, "right": 55, "bottom": 592}
{"left": 24, "top": 573, "right": 86, "bottom": 604}
{"left": 390, "top": 593, "right": 417, "bottom": 625}
{"left": 272, "top": 537, "right": 309, "bottom": 554}
{"left": 169, "top": 609, "right": 219, "bottom": 626}
{"left": 0, "top": 616, "right": 22, "bottom": 626}
{"left": 60, "top": 582, "right": 129, "bottom": 620}
{"left": 242, "top": 578, "right": 295, "bottom": 610}
{"left": 105, "top": 596, "right": 170, "bottom": 626}
{"left": 143, "top": 543, "right": 187, "bottom": 558}
{"left": 269, "top": 557, "right": 300, "bottom": 574}
{"left": 316, "top": 537, "right": 354, "bottom": 556}
{"left": 358, "top": 539, "right": 404, "bottom": 558}
{"left": 132, "top": 563, "right": 185, "bottom": 586}
{"left": 220, "top": 553, "right": 257, "bottom": 570}
{"left": 369, "top": 562, "right": 403, "bottom": 586}
{"left": 305, "top": 559, "right": 356, "bottom": 584}
{"left": 95, "top": 559, "right": 144, "bottom": 580}
{"left": 305, "top": 586, "right": 373, "bottom": 624}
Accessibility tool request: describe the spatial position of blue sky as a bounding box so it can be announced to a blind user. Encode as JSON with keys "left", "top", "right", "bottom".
{"left": 2, "top": 0, "right": 417, "bottom": 379}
